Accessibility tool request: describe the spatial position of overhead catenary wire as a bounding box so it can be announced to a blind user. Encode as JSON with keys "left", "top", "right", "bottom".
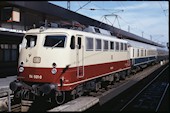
{"left": 91, "top": 2, "right": 152, "bottom": 39}
{"left": 75, "top": 1, "right": 91, "bottom": 12}
{"left": 118, "top": 1, "right": 168, "bottom": 44}
{"left": 118, "top": 2, "right": 155, "bottom": 39}
{"left": 71, "top": 1, "right": 167, "bottom": 45}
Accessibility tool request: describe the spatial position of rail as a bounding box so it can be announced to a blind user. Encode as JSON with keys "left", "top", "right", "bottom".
{"left": 120, "top": 64, "right": 169, "bottom": 111}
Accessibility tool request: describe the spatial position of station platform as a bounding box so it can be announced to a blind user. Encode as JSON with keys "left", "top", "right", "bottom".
{"left": 48, "top": 96, "right": 99, "bottom": 112}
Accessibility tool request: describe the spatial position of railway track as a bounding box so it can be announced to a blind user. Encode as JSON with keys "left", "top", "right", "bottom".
{"left": 88, "top": 62, "right": 169, "bottom": 112}
{"left": 120, "top": 64, "right": 169, "bottom": 112}
{"left": 0, "top": 61, "right": 168, "bottom": 112}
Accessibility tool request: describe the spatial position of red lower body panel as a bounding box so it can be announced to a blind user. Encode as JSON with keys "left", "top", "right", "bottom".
{"left": 18, "top": 60, "right": 131, "bottom": 91}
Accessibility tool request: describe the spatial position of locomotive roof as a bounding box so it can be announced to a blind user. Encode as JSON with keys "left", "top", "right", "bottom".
{"left": 25, "top": 28, "right": 128, "bottom": 43}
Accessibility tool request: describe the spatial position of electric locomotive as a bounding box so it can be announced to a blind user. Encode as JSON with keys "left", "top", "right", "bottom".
{"left": 10, "top": 26, "right": 131, "bottom": 104}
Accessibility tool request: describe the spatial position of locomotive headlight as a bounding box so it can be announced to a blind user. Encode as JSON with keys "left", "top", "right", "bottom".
{"left": 51, "top": 68, "right": 57, "bottom": 74}
{"left": 19, "top": 66, "right": 24, "bottom": 72}
{"left": 33, "top": 57, "right": 41, "bottom": 63}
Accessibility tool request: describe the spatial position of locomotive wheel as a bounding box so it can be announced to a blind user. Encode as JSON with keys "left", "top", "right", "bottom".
{"left": 71, "top": 89, "right": 77, "bottom": 100}
{"left": 13, "top": 91, "right": 21, "bottom": 104}
{"left": 55, "top": 91, "right": 65, "bottom": 105}
{"left": 95, "top": 82, "right": 101, "bottom": 91}
{"left": 114, "top": 73, "right": 120, "bottom": 82}
{"left": 120, "top": 75, "right": 125, "bottom": 80}
{"left": 126, "top": 69, "right": 131, "bottom": 77}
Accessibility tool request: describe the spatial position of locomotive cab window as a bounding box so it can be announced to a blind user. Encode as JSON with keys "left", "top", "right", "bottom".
{"left": 44, "top": 35, "right": 66, "bottom": 48}
{"left": 22, "top": 35, "right": 37, "bottom": 48}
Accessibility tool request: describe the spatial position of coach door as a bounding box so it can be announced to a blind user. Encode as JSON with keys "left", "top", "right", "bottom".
{"left": 76, "top": 35, "right": 84, "bottom": 78}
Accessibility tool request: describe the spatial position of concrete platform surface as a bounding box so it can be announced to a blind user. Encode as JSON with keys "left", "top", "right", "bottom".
{"left": 48, "top": 96, "right": 99, "bottom": 112}
{"left": 0, "top": 76, "right": 16, "bottom": 88}
{"left": 0, "top": 75, "right": 16, "bottom": 97}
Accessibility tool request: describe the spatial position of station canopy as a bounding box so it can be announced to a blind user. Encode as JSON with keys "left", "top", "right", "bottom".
{"left": 4, "top": 1, "right": 165, "bottom": 47}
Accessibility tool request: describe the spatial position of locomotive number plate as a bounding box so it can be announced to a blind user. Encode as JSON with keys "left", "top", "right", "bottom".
{"left": 29, "top": 74, "right": 42, "bottom": 79}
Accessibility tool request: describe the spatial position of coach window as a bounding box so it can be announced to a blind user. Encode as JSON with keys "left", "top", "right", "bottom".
{"left": 86, "top": 37, "right": 93, "bottom": 51}
{"left": 145, "top": 49, "right": 146, "bottom": 56}
{"left": 141, "top": 49, "right": 143, "bottom": 56}
{"left": 70, "top": 36, "right": 75, "bottom": 49}
{"left": 24, "top": 35, "right": 37, "bottom": 48}
{"left": 133, "top": 49, "right": 135, "bottom": 57}
{"left": 95, "top": 39, "right": 102, "bottom": 51}
{"left": 44, "top": 35, "right": 66, "bottom": 48}
{"left": 110, "top": 41, "right": 114, "bottom": 50}
{"left": 137, "top": 49, "right": 139, "bottom": 57}
{"left": 103, "top": 40, "right": 108, "bottom": 51}
{"left": 115, "top": 42, "right": 119, "bottom": 51}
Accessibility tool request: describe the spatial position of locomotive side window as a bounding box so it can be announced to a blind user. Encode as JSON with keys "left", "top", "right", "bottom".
{"left": 25, "top": 35, "right": 37, "bottom": 48}
{"left": 110, "top": 41, "right": 114, "bottom": 50}
{"left": 124, "top": 43, "right": 127, "bottom": 51}
{"left": 115, "top": 42, "right": 119, "bottom": 51}
{"left": 95, "top": 39, "right": 102, "bottom": 51}
{"left": 120, "top": 43, "right": 123, "bottom": 51}
{"left": 86, "top": 37, "right": 93, "bottom": 51}
{"left": 103, "top": 40, "right": 108, "bottom": 51}
{"left": 44, "top": 35, "right": 66, "bottom": 48}
{"left": 70, "top": 36, "right": 75, "bottom": 49}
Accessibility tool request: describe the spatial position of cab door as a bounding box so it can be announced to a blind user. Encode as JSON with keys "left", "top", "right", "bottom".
{"left": 76, "top": 35, "right": 84, "bottom": 78}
